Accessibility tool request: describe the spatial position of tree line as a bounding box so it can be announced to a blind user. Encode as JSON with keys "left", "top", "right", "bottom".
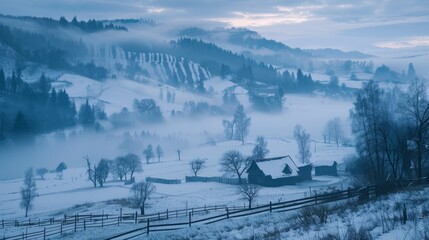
{"left": 349, "top": 78, "right": 429, "bottom": 183}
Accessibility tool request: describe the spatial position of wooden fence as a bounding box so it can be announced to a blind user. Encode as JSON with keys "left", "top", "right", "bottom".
{"left": 185, "top": 176, "right": 246, "bottom": 185}
{"left": 146, "top": 177, "right": 181, "bottom": 184}
{"left": 2, "top": 177, "right": 427, "bottom": 240}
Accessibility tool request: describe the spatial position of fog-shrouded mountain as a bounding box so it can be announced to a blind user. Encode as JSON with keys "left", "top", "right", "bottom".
{"left": 177, "top": 27, "right": 372, "bottom": 67}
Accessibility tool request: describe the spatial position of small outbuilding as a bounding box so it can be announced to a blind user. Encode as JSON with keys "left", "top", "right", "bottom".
{"left": 314, "top": 161, "right": 338, "bottom": 176}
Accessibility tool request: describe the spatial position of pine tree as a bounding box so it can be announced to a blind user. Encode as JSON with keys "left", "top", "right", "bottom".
{"left": 0, "top": 68, "right": 5, "bottom": 91}
{"left": 13, "top": 111, "right": 31, "bottom": 138}
{"left": 78, "top": 99, "right": 95, "bottom": 126}
{"left": 407, "top": 63, "right": 416, "bottom": 81}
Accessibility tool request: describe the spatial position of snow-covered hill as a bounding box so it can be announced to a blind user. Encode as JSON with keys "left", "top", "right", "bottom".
{"left": 90, "top": 45, "right": 211, "bottom": 86}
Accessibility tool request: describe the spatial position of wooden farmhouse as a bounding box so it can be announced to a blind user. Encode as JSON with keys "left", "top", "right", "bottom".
{"left": 246, "top": 156, "right": 312, "bottom": 187}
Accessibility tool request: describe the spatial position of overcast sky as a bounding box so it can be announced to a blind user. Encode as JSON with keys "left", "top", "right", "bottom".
{"left": 1, "top": 0, "right": 429, "bottom": 52}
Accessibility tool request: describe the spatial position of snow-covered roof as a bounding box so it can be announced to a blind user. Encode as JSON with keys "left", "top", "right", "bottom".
{"left": 253, "top": 156, "right": 299, "bottom": 178}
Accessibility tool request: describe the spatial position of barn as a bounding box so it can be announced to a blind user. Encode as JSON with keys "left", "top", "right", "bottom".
{"left": 246, "top": 156, "right": 312, "bottom": 187}
{"left": 315, "top": 161, "right": 338, "bottom": 176}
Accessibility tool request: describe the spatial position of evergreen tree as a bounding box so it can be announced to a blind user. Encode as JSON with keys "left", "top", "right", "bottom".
{"left": 78, "top": 99, "right": 95, "bottom": 126}
{"left": 0, "top": 68, "right": 5, "bottom": 91}
{"left": 13, "top": 111, "right": 32, "bottom": 139}
{"left": 10, "top": 71, "right": 18, "bottom": 93}
{"left": 407, "top": 63, "right": 416, "bottom": 81}
{"left": 59, "top": 16, "right": 68, "bottom": 26}
{"left": 37, "top": 74, "right": 50, "bottom": 97}
{"left": 0, "top": 112, "right": 5, "bottom": 141}
{"left": 220, "top": 64, "right": 232, "bottom": 79}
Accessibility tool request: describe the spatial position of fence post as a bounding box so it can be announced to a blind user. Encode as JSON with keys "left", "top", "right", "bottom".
{"left": 167, "top": 209, "right": 169, "bottom": 219}
{"left": 135, "top": 211, "right": 138, "bottom": 223}
{"left": 28, "top": 218, "right": 31, "bottom": 226}
{"left": 61, "top": 222, "right": 63, "bottom": 235}
{"left": 120, "top": 208, "right": 122, "bottom": 221}
{"left": 43, "top": 227, "right": 46, "bottom": 240}
{"left": 117, "top": 217, "right": 120, "bottom": 226}
{"left": 84, "top": 220, "right": 86, "bottom": 230}
{"left": 90, "top": 213, "right": 92, "bottom": 221}
{"left": 226, "top": 208, "right": 229, "bottom": 219}
{"left": 146, "top": 219, "right": 150, "bottom": 235}
{"left": 215, "top": 205, "right": 217, "bottom": 211}
{"left": 74, "top": 215, "right": 77, "bottom": 232}
{"left": 158, "top": 212, "right": 160, "bottom": 220}
{"left": 102, "top": 214, "right": 104, "bottom": 228}
{"left": 204, "top": 204, "right": 206, "bottom": 211}
{"left": 64, "top": 214, "right": 66, "bottom": 223}
{"left": 270, "top": 201, "right": 272, "bottom": 213}
{"left": 188, "top": 212, "right": 191, "bottom": 227}
{"left": 1, "top": 219, "right": 3, "bottom": 229}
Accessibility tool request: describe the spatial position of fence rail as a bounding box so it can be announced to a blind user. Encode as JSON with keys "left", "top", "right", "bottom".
{"left": 1, "top": 177, "right": 427, "bottom": 240}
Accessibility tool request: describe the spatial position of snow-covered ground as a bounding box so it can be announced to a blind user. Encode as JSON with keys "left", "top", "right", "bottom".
{"left": 143, "top": 186, "right": 429, "bottom": 240}
{"left": 0, "top": 138, "right": 354, "bottom": 219}
{"left": 0, "top": 73, "right": 357, "bottom": 239}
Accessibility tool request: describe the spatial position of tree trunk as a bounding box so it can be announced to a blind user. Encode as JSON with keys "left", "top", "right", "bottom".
{"left": 140, "top": 207, "right": 145, "bottom": 215}
{"left": 25, "top": 205, "right": 28, "bottom": 217}
{"left": 248, "top": 200, "right": 251, "bottom": 209}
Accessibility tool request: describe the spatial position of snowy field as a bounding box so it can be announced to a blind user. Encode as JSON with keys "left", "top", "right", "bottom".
{"left": 0, "top": 73, "right": 357, "bottom": 221}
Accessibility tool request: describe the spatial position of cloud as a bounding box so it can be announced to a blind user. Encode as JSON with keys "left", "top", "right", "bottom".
{"left": 1, "top": 0, "right": 429, "bottom": 51}
{"left": 375, "top": 36, "right": 429, "bottom": 49}
{"left": 210, "top": 10, "right": 316, "bottom": 27}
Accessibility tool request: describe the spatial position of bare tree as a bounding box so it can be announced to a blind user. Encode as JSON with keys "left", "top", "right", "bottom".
{"left": 402, "top": 77, "right": 429, "bottom": 181}
{"left": 113, "top": 156, "right": 130, "bottom": 181}
{"left": 84, "top": 155, "right": 97, "bottom": 188}
{"left": 233, "top": 105, "right": 251, "bottom": 144}
{"left": 220, "top": 150, "right": 249, "bottom": 184}
{"left": 294, "top": 125, "right": 312, "bottom": 164}
{"left": 190, "top": 158, "right": 206, "bottom": 176}
{"left": 330, "top": 117, "right": 343, "bottom": 147}
{"left": 156, "top": 144, "right": 164, "bottom": 162}
{"left": 323, "top": 117, "right": 343, "bottom": 146}
{"left": 143, "top": 144, "right": 154, "bottom": 164}
{"left": 130, "top": 180, "right": 156, "bottom": 215}
{"left": 238, "top": 183, "right": 260, "bottom": 209}
{"left": 251, "top": 136, "right": 269, "bottom": 160}
{"left": 350, "top": 81, "right": 386, "bottom": 182}
{"left": 36, "top": 168, "right": 48, "bottom": 180}
{"left": 95, "top": 159, "right": 109, "bottom": 187}
{"left": 20, "top": 168, "right": 38, "bottom": 217}
{"left": 125, "top": 153, "right": 142, "bottom": 180}
{"left": 177, "top": 149, "right": 181, "bottom": 161}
